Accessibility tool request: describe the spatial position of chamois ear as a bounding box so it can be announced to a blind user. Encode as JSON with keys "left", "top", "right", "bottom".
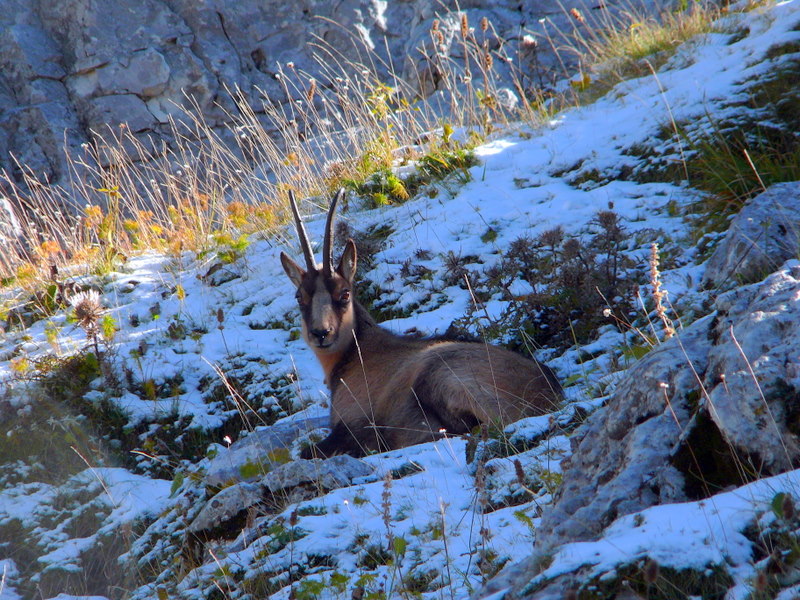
{"left": 336, "top": 239, "right": 357, "bottom": 282}
{"left": 280, "top": 252, "right": 306, "bottom": 288}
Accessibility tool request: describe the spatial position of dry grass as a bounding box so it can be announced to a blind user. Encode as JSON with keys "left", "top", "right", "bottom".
{"left": 562, "top": 0, "right": 722, "bottom": 98}
{"left": 0, "top": 2, "right": 729, "bottom": 288}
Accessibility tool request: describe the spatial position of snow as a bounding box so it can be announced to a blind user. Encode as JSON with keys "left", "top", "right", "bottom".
{"left": 1, "top": 0, "right": 799, "bottom": 597}
{"left": 532, "top": 470, "right": 800, "bottom": 595}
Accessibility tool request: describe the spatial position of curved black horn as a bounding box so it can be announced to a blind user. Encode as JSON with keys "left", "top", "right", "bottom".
{"left": 322, "top": 189, "right": 345, "bottom": 277}
{"left": 287, "top": 190, "right": 316, "bottom": 271}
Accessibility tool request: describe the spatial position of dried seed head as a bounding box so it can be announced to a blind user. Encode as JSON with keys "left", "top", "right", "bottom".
{"left": 513, "top": 459, "right": 526, "bottom": 487}
{"left": 783, "top": 493, "right": 795, "bottom": 521}
{"left": 460, "top": 13, "right": 469, "bottom": 38}
{"left": 643, "top": 559, "right": 659, "bottom": 585}
{"left": 570, "top": 8, "right": 586, "bottom": 23}
{"left": 480, "top": 16, "right": 489, "bottom": 32}
{"left": 381, "top": 471, "right": 393, "bottom": 531}
{"left": 306, "top": 79, "right": 317, "bottom": 103}
{"left": 521, "top": 34, "right": 538, "bottom": 50}
{"left": 484, "top": 50, "right": 493, "bottom": 70}
{"left": 431, "top": 19, "right": 440, "bottom": 31}
{"left": 69, "top": 289, "right": 104, "bottom": 335}
{"left": 754, "top": 570, "right": 768, "bottom": 592}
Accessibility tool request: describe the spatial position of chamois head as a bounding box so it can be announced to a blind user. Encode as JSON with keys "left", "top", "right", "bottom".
{"left": 280, "top": 189, "right": 358, "bottom": 355}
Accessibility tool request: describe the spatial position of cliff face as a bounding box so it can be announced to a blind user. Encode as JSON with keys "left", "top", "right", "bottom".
{"left": 0, "top": 0, "right": 643, "bottom": 192}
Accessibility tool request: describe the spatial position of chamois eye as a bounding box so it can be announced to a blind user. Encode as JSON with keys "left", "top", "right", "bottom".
{"left": 295, "top": 290, "right": 307, "bottom": 305}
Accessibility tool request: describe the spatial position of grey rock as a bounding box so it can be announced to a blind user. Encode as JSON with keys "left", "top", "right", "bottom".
{"left": 205, "top": 416, "right": 329, "bottom": 488}
{"left": 0, "top": 24, "right": 65, "bottom": 85}
{"left": 96, "top": 49, "right": 172, "bottom": 98}
{"left": 191, "top": 451, "right": 372, "bottom": 536}
{"left": 188, "top": 481, "right": 262, "bottom": 533}
{"left": 84, "top": 94, "right": 156, "bottom": 134}
{"left": 262, "top": 455, "right": 374, "bottom": 494}
{"left": 704, "top": 261, "right": 800, "bottom": 471}
{"left": 0, "top": 197, "right": 23, "bottom": 254}
{"left": 535, "top": 318, "right": 711, "bottom": 547}
{"left": 702, "top": 181, "right": 800, "bottom": 290}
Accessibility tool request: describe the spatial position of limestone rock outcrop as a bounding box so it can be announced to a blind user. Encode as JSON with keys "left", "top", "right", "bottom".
{"left": 484, "top": 184, "right": 800, "bottom": 598}
{"left": 0, "top": 0, "right": 664, "bottom": 194}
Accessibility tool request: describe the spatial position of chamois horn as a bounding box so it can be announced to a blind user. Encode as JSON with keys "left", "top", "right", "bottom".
{"left": 287, "top": 190, "right": 316, "bottom": 271}
{"left": 322, "top": 189, "right": 345, "bottom": 278}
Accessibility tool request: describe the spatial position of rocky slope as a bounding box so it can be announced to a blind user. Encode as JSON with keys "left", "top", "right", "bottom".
{"left": 2, "top": 1, "right": 800, "bottom": 599}
{"left": 0, "top": 0, "right": 657, "bottom": 193}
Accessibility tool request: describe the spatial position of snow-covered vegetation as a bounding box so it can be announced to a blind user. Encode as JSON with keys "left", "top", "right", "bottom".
{"left": 2, "top": 1, "right": 800, "bottom": 598}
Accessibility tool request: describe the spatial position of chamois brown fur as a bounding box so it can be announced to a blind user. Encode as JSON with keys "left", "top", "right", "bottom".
{"left": 281, "top": 190, "right": 563, "bottom": 457}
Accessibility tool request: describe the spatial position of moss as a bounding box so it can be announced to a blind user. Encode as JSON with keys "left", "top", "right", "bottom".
{"left": 582, "top": 562, "right": 733, "bottom": 600}
{"left": 358, "top": 543, "right": 394, "bottom": 569}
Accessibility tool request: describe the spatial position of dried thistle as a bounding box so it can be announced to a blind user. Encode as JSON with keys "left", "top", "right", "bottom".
{"left": 521, "top": 34, "right": 538, "bottom": 50}
{"left": 70, "top": 289, "right": 104, "bottom": 337}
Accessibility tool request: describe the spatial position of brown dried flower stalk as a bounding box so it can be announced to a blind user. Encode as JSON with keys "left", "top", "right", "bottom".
{"left": 649, "top": 242, "right": 675, "bottom": 340}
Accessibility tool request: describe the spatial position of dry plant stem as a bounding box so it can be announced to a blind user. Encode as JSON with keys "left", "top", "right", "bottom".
{"left": 646, "top": 61, "right": 690, "bottom": 182}
{"left": 203, "top": 358, "right": 269, "bottom": 432}
{"left": 439, "top": 499, "right": 456, "bottom": 600}
{"left": 208, "top": 548, "right": 235, "bottom": 598}
{"left": 743, "top": 147, "right": 767, "bottom": 193}
{"left": 475, "top": 426, "right": 492, "bottom": 582}
{"left": 728, "top": 324, "right": 793, "bottom": 467}
{"left": 382, "top": 471, "right": 393, "bottom": 551}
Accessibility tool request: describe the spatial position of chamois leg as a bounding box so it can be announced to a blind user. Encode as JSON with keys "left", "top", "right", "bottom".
{"left": 377, "top": 394, "right": 451, "bottom": 449}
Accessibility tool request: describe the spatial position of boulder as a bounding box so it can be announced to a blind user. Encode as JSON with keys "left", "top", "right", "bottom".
{"left": 205, "top": 416, "right": 329, "bottom": 488}
{"left": 702, "top": 181, "right": 800, "bottom": 290}
{"left": 190, "top": 454, "right": 373, "bottom": 539}
{"left": 488, "top": 258, "right": 800, "bottom": 598}
{"left": 188, "top": 481, "right": 263, "bottom": 534}
{"left": 262, "top": 455, "right": 374, "bottom": 495}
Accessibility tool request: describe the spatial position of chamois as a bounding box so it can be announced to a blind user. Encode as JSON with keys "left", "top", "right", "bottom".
{"left": 281, "top": 189, "right": 563, "bottom": 457}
